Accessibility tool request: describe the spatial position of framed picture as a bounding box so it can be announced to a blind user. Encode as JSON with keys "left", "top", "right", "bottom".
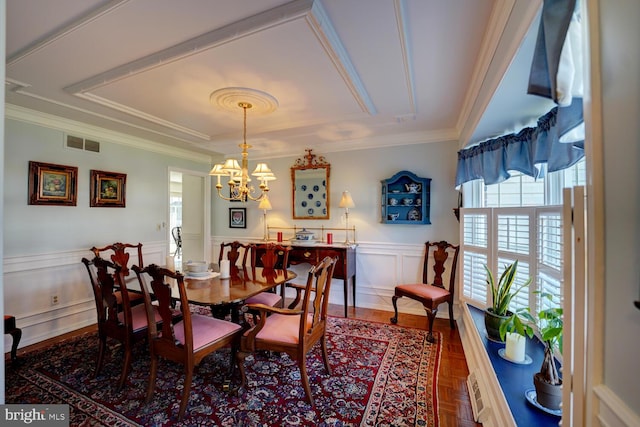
{"left": 28, "top": 161, "right": 78, "bottom": 206}
{"left": 229, "top": 186, "right": 241, "bottom": 202}
{"left": 90, "top": 170, "right": 127, "bottom": 207}
{"left": 229, "top": 207, "right": 246, "bottom": 228}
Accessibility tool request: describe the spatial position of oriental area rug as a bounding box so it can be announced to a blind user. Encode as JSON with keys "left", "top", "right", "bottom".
{"left": 5, "top": 316, "right": 441, "bottom": 427}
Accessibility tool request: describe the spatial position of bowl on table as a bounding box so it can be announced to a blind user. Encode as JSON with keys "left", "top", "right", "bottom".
{"left": 295, "top": 229, "right": 315, "bottom": 241}
{"left": 185, "top": 261, "right": 208, "bottom": 274}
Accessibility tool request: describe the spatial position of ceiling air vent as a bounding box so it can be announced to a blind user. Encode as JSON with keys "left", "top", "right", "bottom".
{"left": 66, "top": 135, "right": 100, "bottom": 153}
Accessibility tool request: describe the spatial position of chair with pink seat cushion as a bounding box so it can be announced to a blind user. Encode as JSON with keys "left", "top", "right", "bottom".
{"left": 239, "top": 255, "right": 337, "bottom": 406}
{"left": 390, "top": 241, "right": 460, "bottom": 343}
{"left": 133, "top": 263, "right": 244, "bottom": 421}
{"left": 81, "top": 256, "right": 157, "bottom": 390}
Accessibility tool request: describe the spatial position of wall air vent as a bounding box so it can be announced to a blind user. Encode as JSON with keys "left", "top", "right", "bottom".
{"left": 66, "top": 135, "right": 100, "bottom": 153}
{"left": 84, "top": 139, "right": 100, "bottom": 152}
{"left": 66, "top": 135, "right": 84, "bottom": 150}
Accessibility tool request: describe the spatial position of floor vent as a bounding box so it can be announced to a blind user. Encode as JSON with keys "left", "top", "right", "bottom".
{"left": 467, "top": 371, "right": 488, "bottom": 423}
{"left": 66, "top": 135, "right": 100, "bottom": 153}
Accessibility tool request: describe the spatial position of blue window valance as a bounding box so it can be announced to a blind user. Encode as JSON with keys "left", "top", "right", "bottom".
{"left": 455, "top": 99, "right": 584, "bottom": 186}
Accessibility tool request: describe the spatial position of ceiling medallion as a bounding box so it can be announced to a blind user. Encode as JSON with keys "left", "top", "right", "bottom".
{"left": 209, "top": 87, "right": 279, "bottom": 115}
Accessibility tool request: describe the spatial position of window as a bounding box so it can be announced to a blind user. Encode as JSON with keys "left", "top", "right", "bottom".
{"left": 463, "top": 158, "right": 585, "bottom": 208}
{"left": 459, "top": 159, "right": 583, "bottom": 318}
{"left": 460, "top": 207, "right": 563, "bottom": 318}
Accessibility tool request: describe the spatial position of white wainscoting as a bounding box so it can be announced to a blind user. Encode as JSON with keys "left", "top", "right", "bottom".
{"left": 4, "top": 239, "right": 459, "bottom": 351}
{"left": 3, "top": 241, "right": 168, "bottom": 349}
{"left": 211, "top": 238, "right": 458, "bottom": 318}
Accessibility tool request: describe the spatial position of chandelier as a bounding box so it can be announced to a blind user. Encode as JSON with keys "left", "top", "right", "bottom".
{"left": 209, "top": 100, "right": 276, "bottom": 202}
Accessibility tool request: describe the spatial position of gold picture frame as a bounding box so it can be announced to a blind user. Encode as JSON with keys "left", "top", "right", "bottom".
{"left": 90, "top": 170, "right": 127, "bottom": 207}
{"left": 28, "top": 161, "right": 78, "bottom": 206}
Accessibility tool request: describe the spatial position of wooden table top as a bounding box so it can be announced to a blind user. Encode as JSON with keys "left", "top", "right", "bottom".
{"left": 179, "top": 266, "right": 296, "bottom": 307}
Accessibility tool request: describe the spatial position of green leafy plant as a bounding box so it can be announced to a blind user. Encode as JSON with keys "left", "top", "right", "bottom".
{"left": 485, "top": 260, "right": 531, "bottom": 316}
{"left": 500, "top": 292, "right": 563, "bottom": 385}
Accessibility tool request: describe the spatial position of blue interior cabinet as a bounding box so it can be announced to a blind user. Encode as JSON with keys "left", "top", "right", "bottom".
{"left": 381, "top": 170, "right": 431, "bottom": 224}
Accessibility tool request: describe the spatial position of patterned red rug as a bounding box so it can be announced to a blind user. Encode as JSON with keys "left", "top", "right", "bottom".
{"left": 6, "top": 316, "right": 441, "bottom": 426}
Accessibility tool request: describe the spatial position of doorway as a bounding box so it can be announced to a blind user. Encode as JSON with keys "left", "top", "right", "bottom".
{"left": 168, "top": 169, "right": 211, "bottom": 267}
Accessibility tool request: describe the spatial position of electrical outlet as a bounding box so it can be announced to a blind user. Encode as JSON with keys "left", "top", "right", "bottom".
{"left": 51, "top": 294, "right": 59, "bottom": 305}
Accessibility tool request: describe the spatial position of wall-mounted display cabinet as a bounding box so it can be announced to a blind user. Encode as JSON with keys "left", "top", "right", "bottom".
{"left": 381, "top": 170, "right": 431, "bottom": 224}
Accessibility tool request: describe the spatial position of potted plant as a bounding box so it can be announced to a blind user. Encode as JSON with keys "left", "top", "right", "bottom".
{"left": 483, "top": 261, "right": 531, "bottom": 341}
{"left": 500, "top": 292, "right": 563, "bottom": 410}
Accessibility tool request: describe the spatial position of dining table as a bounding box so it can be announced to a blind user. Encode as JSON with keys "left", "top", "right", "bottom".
{"left": 178, "top": 266, "right": 296, "bottom": 324}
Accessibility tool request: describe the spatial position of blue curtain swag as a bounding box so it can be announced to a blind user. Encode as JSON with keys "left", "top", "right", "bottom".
{"left": 455, "top": 99, "right": 584, "bottom": 187}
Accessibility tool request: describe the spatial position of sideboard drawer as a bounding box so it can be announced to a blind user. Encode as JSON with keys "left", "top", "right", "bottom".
{"left": 289, "top": 248, "right": 319, "bottom": 264}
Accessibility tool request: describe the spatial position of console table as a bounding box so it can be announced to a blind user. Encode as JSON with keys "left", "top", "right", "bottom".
{"left": 251, "top": 242, "right": 357, "bottom": 317}
{"left": 287, "top": 243, "right": 357, "bottom": 317}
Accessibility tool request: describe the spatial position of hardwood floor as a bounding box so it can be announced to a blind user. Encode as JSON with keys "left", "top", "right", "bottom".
{"left": 6, "top": 304, "right": 480, "bottom": 427}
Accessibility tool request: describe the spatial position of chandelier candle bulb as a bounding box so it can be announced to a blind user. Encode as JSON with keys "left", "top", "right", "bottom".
{"left": 219, "top": 260, "right": 230, "bottom": 279}
{"left": 505, "top": 332, "right": 526, "bottom": 362}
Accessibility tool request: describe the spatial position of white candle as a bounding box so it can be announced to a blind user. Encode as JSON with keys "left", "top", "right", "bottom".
{"left": 166, "top": 256, "right": 175, "bottom": 271}
{"left": 505, "top": 332, "right": 526, "bottom": 362}
{"left": 220, "top": 259, "right": 230, "bottom": 279}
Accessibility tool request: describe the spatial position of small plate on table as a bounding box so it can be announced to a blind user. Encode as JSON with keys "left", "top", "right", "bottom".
{"left": 186, "top": 271, "right": 219, "bottom": 280}
{"left": 498, "top": 348, "right": 532, "bottom": 365}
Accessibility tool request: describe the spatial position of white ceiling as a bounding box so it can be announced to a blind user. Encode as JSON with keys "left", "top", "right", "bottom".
{"left": 5, "top": 0, "right": 551, "bottom": 160}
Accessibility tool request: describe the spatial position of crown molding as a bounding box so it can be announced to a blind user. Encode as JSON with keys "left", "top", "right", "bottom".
{"left": 5, "top": 104, "right": 213, "bottom": 164}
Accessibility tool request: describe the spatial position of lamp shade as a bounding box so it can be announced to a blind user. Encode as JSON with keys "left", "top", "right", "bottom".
{"left": 258, "top": 196, "right": 272, "bottom": 210}
{"left": 208, "top": 163, "right": 226, "bottom": 176}
{"left": 339, "top": 190, "right": 355, "bottom": 208}
{"left": 221, "top": 159, "right": 241, "bottom": 173}
{"left": 252, "top": 163, "right": 273, "bottom": 176}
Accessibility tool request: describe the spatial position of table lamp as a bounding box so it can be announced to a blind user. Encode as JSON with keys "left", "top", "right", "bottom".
{"left": 339, "top": 190, "right": 355, "bottom": 244}
{"left": 258, "top": 196, "right": 273, "bottom": 241}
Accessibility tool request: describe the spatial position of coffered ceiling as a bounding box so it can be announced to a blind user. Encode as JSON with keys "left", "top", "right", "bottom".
{"left": 5, "top": 0, "right": 551, "bottom": 160}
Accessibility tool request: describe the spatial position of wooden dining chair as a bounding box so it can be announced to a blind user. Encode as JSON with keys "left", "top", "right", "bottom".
{"left": 218, "top": 241, "right": 251, "bottom": 274}
{"left": 239, "top": 256, "right": 337, "bottom": 406}
{"left": 390, "top": 241, "right": 460, "bottom": 343}
{"left": 246, "top": 243, "right": 291, "bottom": 311}
{"left": 90, "top": 242, "right": 145, "bottom": 306}
{"left": 133, "top": 263, "right": 244, "bottom": 421}
{"left": 81, "top": 256, "right": 160, "bottom": 389}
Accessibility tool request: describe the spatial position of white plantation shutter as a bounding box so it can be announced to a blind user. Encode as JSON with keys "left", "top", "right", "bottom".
{"left": 460, "top": 207, "right": 563, "bottom": 315}
{"left": 462, "top": 210, "right": 490, "bottom": 303}
{"left": 536, "top": 209, "right": 563, "bottom": 314}
{"left": 463, "top": 251, "right": 488, "bottom": 302}
{"left": 496, "top": 210, "right": 534, "bottom": 312}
